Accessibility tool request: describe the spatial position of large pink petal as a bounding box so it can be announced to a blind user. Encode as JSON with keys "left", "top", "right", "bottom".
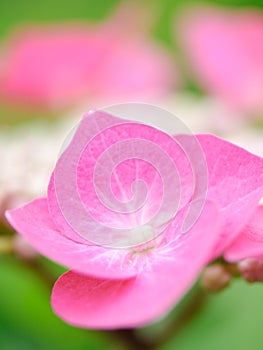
{"left": 48, "top": 111, "right": 197, "bottom": 247}
{"left": 51, "top": 200, "right": 220, "bottom": 329}
{"left": 197, "top": 134, "right": 263, "bottom": 256}
{"left": 224, "top": 206, "right": 263, "bottom": 261}
{"left": 5, "top": 198, "right": 137, "bottom": 279}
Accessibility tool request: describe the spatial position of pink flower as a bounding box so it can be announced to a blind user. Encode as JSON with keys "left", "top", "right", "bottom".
{"left": 178, "top": 6, "right": 263, "bottom": 116}
{"left": 0, "top": 7, "right": 176, "bottom": 110}
{"left": 5, "top": 110, "right": 263, "bottom": 329}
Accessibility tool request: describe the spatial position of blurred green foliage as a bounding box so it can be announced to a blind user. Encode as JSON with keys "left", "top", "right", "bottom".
{"left": 162, "top": 279, "right": 263, "bottom": 350}
{"left": 0, "top": 257, "right": 117, "bottom": 350}
{"left": 0, "top": 0, "right": 263, "bottom": 42}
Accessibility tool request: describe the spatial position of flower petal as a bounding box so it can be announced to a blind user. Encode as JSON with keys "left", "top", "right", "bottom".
{"left": 224, "top": 206, "right": 263, "bottom": 261}
{"left": 51, "top": 200, "right": 220, "bottom": 329}
{"left": 48, "top": 110, "right": 197, "bottom": 247}
{"left": 5, "top": 198, "right": 137, "bottom": 279}
{"left": 197, "top": 134, "right": 263, "bottom": 256}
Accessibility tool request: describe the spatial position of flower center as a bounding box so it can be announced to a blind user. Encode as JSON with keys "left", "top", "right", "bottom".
{"left": 129, "top": 225, "right": 158, "bottom": 254}
{"left": 130, "top": 224, "right": 154, "bottom": 244}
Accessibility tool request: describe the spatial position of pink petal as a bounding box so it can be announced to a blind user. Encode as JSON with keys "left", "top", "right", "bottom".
{"left": 5, "top": 198, "right": 137, "bottom": 279}
{"left": 224, "top": 206, "right": 263, "bottom": 261}
{"left": 51, "top": 200, "right": 220, "bottom": 329}
{"left": 197, "top": 134, "right": 263, "bottom": 256}
{"left": 48, "top": 110, "right": 199, "bottom": 247}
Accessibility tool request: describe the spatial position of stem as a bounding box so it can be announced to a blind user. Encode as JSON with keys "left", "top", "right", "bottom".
{"left": 0, "top": 236, "right": 13, "bottom": 254}
{"left": 20, "top": 256, "right": 57, "bottom": 289}
{"left": 154, "top": 287, "right": 207, "bottom": 347}
{"left": 106, "top": 329, "right": 156, "bottom": 350}
{"left": 106, "top": 286, "right": 207, "bottom": 350}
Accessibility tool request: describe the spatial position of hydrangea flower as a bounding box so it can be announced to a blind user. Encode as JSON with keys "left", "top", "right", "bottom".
{"left": 5, "top": 110, "right": 263, "bottom": 329}
{"left": 0, "top": 4, "right": 176, "bottom": 110}
{"left": 178, "top": 6, "right": 263, "bottom": 117}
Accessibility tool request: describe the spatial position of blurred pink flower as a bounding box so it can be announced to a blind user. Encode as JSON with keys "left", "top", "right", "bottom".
{"left": 178, "top": 6, "right": 263, "bottom": 117}
{"left": 5, "top": 111, "right": 263, "bottom": 329}
{"left": 0, "top": 6, "right": 176, "bottom": 110}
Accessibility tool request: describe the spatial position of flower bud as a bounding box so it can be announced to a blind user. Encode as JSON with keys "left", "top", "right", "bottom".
{"left": 238, "top": 259, "right": 263, "bottom": 283}
{"left": 201, "top": 264, "right": 233, "bottom": 292}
